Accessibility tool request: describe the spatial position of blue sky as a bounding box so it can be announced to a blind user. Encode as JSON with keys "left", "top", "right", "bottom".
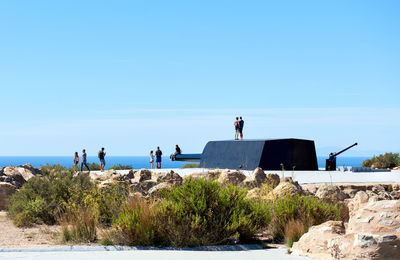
{"left": 0, "top": 0, "right": 399, "bottom": 156}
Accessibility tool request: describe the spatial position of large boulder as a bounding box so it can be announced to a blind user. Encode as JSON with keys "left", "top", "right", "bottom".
{"left": 242, "top": 168, "right": 266, "bottom": 188}
{"left": 265, "top": 173, "right": 280, "bottom": 188}
{"left": 270, "top": 178, "right": 304, "bottom": 198}
{"left": 206, "top": 170, "right": 222, "bottom": 180}
{"left": 315, "top": 184, "right": 349, "bottom": 201}
{"left": 2, "top": 165, "right": 39, "bottom": 188}
{"left": 155, "top": 171, "right": 182, "bottom": 186}
{"left": 293, "top": 200, "right": 400, "bottom": 259}
{"left": 217, "top": 170, "right": 246, "bottom": 185}
{"left": 0, "top": 182, "right": 18, "bottom": 210}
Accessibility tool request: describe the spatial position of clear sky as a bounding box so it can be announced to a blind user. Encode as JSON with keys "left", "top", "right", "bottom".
{"left": 0, "top": 0, "right": 399, "bottom": 156}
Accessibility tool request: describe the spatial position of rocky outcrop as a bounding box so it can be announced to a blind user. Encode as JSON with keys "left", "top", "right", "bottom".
{"left": 217, "top": 170, "right": 246, "bottom": 185}
{"left": 270, "top": 178, "right": 304, "bottom": 198}
{"left": 155, "top": 171, "right": 183, "bottom": 186}
{"left": 315, "top": 184, "right": 349, "bottom": 201}
{"left": 293, "top": 198, "right": 400, "bottom": 260}
{"left": 133, "top": 169, "right": 152, "bottom": 183}
{"left": 242, "top": 168, "right": 266, "bottom": 188}
{"left": 0, "top": 182, "right": 18, "bottom": 210}
{"left": 0, "top": 164, "right": 40, "bottom": 188}
{"left": 265, "top": 173, "right": 280, "bottom": 188}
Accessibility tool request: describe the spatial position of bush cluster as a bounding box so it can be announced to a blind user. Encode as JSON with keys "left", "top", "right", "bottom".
{"left": 109, "top": 164, "right": 133, "bottom": 170}
{"left": 8, "top": 167, "right": 343, "bottom": 247}
{"left": 362, "top": 152, "right": 400, "bottom": 169}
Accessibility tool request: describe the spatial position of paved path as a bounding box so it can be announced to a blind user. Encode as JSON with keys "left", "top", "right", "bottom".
{"left": 0, "top": 247, "right": 312, "bottom": 260}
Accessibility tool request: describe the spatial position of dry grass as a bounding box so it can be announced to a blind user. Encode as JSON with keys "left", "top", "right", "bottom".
{"left": 284, "top": 219, "right": 307, "bottom": 247}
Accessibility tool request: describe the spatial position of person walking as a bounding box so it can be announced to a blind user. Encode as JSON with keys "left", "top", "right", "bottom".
{"left": 81, "top": 149, "right": 90, "bottom": 172}
{"left": 239, "top": 116, "right": 244, "bottom": 140}
{"left": 234, "top": 117, "right": 240, "bottom": 140}
{"left": 98, "top": 147, "right": 106, "bottom": 172}
{"left": 73, "top": 152, "right": 79, "bottom": 171}
{"left": 155, "top": 146, "right": 163, "bottom": 169}
{"left": 149, "top": 150, "right": 155, "bottom": 169}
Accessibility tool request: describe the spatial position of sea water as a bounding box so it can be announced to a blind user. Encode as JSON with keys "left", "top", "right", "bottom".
{"left": 0, "top": 156, "right": 368, "bottom": 169}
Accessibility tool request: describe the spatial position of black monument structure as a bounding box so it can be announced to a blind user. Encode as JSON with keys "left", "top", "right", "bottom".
{"left": 173, "top": 138, "right": 318, "bottom": 171}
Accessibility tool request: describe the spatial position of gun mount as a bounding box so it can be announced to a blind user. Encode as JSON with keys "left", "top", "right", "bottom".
{"left": 172, "top": 139, "right": 318, "bottom": 170}
{"left": 325, "top": 142, "right": 358, "bottom": 171}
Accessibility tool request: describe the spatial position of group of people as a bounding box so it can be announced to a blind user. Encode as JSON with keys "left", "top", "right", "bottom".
{"left": 73, "top": 147, "right": 106, "bottom": 172}
{"left": 234, "top": 116, "right": 244, "bottom": 140}
{"left": 149, "top": 146, "right": 165, "bottom": 169}
{"left": 72, "top": 116, "right": 244, "bottom": 171}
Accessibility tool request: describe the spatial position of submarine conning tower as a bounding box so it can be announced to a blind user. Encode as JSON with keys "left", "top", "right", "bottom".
{"left": 173, "top": 138, "right": 318, "bottom": 171}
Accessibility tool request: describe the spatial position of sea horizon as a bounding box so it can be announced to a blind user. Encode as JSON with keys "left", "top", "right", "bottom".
{"left": 0, "top": 156, "right": 369, "bottom": 169}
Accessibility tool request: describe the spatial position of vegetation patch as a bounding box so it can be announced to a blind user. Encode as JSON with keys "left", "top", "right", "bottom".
{"left": 362, "top": 152, "right": 400, "bottom": 169}
{"left": 181, "top": 163, "right": 200, "bottom": 168}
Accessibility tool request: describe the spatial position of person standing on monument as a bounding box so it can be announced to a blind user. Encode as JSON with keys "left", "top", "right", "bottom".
{"left": 239, "top": 116, "right": 244, "bottom": 140}
{"left": 234, "top": 117, "right": 240, "bottom": 140}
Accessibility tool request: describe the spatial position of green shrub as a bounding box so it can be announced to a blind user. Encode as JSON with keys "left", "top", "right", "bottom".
{"left": 109, "top": 164, "right": 133, "bottom": 170}
{"left": 181, "top": 163, "right": 200, "bottom": 168}
{"left": 86, "top": 163, "right": 101, "bottom": 171}
{"left": 40, "top": 164, "right": 69, "bottom": 175}
{"left": 61, "top": 204, "right": 98, "bottom": 243}
{"left": 8, "top": 171, "right": 94, "bottom": 227}
{"left": 270, "top": 194, "right": 341, "bottom": 242}
{"left": 155, "top": 178, "right": 268, "bottom": 247}
{"left": 362, "top": 153, "right": 400, "bottom": 169}
{"left": 108, "top": 197, "right": 156, "bottom": 246}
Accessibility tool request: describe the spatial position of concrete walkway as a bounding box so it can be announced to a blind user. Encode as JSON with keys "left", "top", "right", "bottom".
{"left": 0, "top": 246, "right": 312, "bottom": 260}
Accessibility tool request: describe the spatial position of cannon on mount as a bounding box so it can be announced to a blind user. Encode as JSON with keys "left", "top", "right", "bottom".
{"left": 325, "top": 142, "right": 358, "bottom": 171}
{"left": 172, "top": 139, "right": 318, "bottom": 170}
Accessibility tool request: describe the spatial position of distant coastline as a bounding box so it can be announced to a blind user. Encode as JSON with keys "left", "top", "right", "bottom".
{"left": 0, "top": 156, "right": 369, "bottom": 169}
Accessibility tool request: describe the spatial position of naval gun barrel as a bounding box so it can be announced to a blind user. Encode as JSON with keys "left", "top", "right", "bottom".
{"left": 171, "top": 154, "right": 201, "bottom": 162}
{"left": 329, "top": 142, "right": 358, "bottom": 159}
{"left": 326, "top": 142, "right": 358, "bottom": 171}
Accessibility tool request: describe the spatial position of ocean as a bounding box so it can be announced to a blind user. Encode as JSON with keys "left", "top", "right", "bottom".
{"left": 0, "top": 156, "right": 368, "bottom": 169}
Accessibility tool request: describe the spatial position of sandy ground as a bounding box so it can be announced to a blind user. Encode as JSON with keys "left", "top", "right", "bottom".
{"left": 0, "top": 211, "right": 61, "bottom": 248}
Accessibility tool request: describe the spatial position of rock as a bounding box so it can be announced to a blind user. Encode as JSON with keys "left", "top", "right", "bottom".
{"left": 183, "top": 172, "right": 207, "bottom": 181}
{"left": 130, "top": 181, "right": 157, "bottom": 195}
{"left": 270, "top": 179, "right": 304, "bottom": 198}
{"left": 2, "top": 165, "right": 39, "bottom": 187}
{"left": 242, "top": 168, "right": 266, "bottom": 188}
{"left": 315, "top": 184, "right": 349, "bottom": 201}
{"left": 293, "top": 200, "right": 400, "bottom": 260}
{"left": 292, "top": 221, "right": 349, "bottom": 260}
{"left": 148, "top": 182, "right": 171, "bottom": 197}
{"left": 0, "top": 182, "right": 18, "bottom": 210}
{"left": 347, "top": 191, "right": 369, "bottom": 216}
{"left": 206, "top": 170, "right": 222, "bottom": 180}
{"left": 133, "top": 169, "right": 152, "bottom": 182}
{"left": 265, "top": 173, "right": 280, "bottom": 188}
{"left": 217, "top": 170, "right": 246, "bottom": 185}
{"left": 126, "top": 170, "right": 136, "bottom": 179}
{"left": 156, "top": 171, "right": 182, "bottom": 186}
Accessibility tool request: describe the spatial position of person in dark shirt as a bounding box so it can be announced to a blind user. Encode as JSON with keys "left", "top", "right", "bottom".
{"left": 98, "top": 147, "right": 106, "bottom": 172}
{"left": 155, "top": 146, "right": 163, "bottom": 169}
{"left": 239, "top": 117, "right": 244, "bottom": 140}
{"left": 170, "top": 144, "right": 182, "bottom": 160}
{"left": 81, "top": 149, "right": 90, "bottom": 172}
